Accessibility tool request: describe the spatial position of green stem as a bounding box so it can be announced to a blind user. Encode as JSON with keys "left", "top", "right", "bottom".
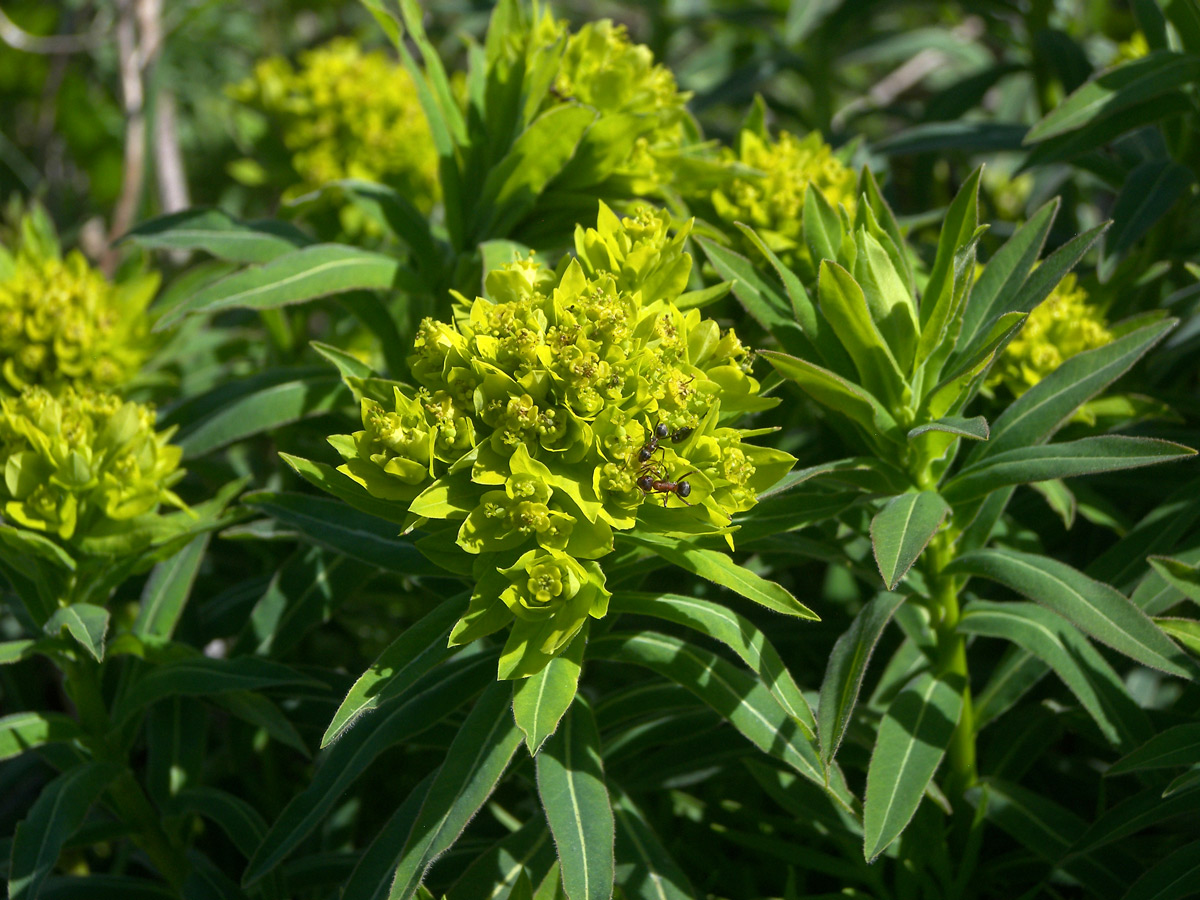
{"left": 926, "top": 530, "right": 977, "bottom": 798}
{"left": 63, "top": 658, "right": 190, "bottom": 890}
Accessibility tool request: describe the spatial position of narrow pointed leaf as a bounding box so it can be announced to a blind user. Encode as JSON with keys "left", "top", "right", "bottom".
{"left": 818, "top": 592, "right": 907, "bottom": 766}
{"left": 610, "top": 592, "right": 817, "bottom": 737}
{"left": 612, "top": 788, "right": 695, "bottom": 900}
{"left": 536, "top": 698, "right": 615, "bottom": 900}
{"left": 446, "top": 817, "right": 554, "bottom": 900}
{"left": 134, "top": 533, "right": 210, "bottom": 640}
{"left": 0, "top": 712, "right": 83, "bottom": 761}
{"left": 862, "top": 671, "right": 964, "bottom": 861}
{"left": 972, "top": 645, "right": 1049, "bottom": 730}
{"left": 322, "top": 595, "right": 467, "bottom": 747}
{"left": 1105, "top": 160, "right": 1195, "bottom": 265}
{"left": 341, "top": 774, "right": 435, "bottom": 900}
{"left": 907, "top": 416, "right": 989, "bottom": 442}
{"left": 514, "top": 626, "right": 587, "bottom": 755}
{"left": 818, "top": 260, "right": 907, "bottom": 406}
{"left": 1120, "top": 839, "right": 1200, "bottom": 900}
{"left": 43, "top": 604, "right": 109, "bottom": 662}
{"left": 8, "top": 761, "right": 122, "bottom": 900}
{"left": 1108, "top": 724, "right": 1200, "bottom": 775}
{"left": 870, "top": 492, "right": 950, "bottom": 590}
{"left": 121, "top": 208, "right": 308, "bottom": 263}
{"left": 920, "top": 167, "right": 981, "bottom": 334}
{"left": 390, "top": 682, "right": 524, "bottom": 899}
{"left": 949, "top": 549, "right": 1197, "bottom": 679}
{"left": 945, "top": 436, "right": 1196, "bottom": 504}
{"left": 959, "top": 600, "right": 1152, "bottom": 746}
{"left": 1148, "top": 557, "right": 1200, "bottom": 605}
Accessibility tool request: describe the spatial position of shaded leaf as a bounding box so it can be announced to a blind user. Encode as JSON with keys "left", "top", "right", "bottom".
{"left": 870, "top": 492, "right": 950, "bottom": 590}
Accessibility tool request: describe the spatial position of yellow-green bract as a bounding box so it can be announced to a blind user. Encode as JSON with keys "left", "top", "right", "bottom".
{"left": 330, "top": 203, "right": 795, "bottom": 678}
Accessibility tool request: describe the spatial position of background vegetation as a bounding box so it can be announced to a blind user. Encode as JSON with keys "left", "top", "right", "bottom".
{"left": 3, "top": 1, "right": 1200, "bottom": 899}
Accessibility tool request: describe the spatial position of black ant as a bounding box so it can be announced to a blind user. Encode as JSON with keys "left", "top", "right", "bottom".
{"left": 637, "top": 422, "right": 695, "bottom": 463}
{"left": 637, "top": 465, "right": 698, "bottom": 507}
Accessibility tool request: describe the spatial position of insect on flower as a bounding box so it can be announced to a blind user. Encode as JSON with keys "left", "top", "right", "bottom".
{"left": 636, "top": 461, "right": 698, "bottom": 507}
{"left": 637, "top": 421, "right": 695, "bottom": 463}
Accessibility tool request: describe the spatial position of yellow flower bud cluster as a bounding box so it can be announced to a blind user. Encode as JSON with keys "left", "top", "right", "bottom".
{"left": 989, "top": 274, "right": 1113, "bottom": 396}
{"left": 711, "top": 130, "right": 858, "bottom": 278}
{"left": 1, "top": 387, "right": 186, "bottom": 544}
{"left": 0, "top": 247, "right": 152, "bottom": 395}
{"left": 230, "top": 37, "right": 438, "bottom": 210}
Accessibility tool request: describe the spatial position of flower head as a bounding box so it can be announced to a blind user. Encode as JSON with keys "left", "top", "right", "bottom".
{"left": 330, "top": 203, "right": 792, "bottom": 676}
{"left": 230, "top": 37, "right": 438, "bottom": 211}
{"left": 1, "top": 386, "right": 186, "bottom": 548}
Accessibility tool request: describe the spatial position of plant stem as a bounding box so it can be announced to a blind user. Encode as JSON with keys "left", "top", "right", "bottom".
{"left": 926, "top": 530, "right": 977, "bottom": 798}
{"left": 63, "top": 658, "right": 190, "bottom": 890}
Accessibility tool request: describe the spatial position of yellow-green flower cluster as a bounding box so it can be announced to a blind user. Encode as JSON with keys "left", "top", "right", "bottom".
{"left": 0, "top": 247, "right": 153, "bottom": 395}
{"left": 711, "top": 129, "right": 858, "bottom": 279}
{"left": 989, "top": 274, "right": 1113, "bottom": 396}
{"left": 230, "top": 37, "right": 438, "bottom": 210}
{"left": 331, "top": 203, "right": 792, "bottom": 677}
{"left": 546, "top": 20, "right": 690, "bottom": 192}
{"left": 1, "top": 387, "right": 186, "bottom": 545}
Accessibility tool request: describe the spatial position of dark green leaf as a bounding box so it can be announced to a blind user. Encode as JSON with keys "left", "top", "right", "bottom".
{"left": 870, "top": 492, "right": 950, "bottom": 590}
{"left": 134, "top": 534, "right": 210, "bottom": 641}
{"left": 612, "top": 787, "right": 695, "bottom": 900}
{"left": 907, "top": 416, "right": 989, "bottom": 442}
{"left": 1120, "top": 839, "right": 1200, "bottom": 900}
{"left": 43, "top": 604, "right": 109, "bottom": 662}
{"left": 1104, "top": 160, "right": 1195, "bottom": 270}
{"left": 121, "top": 208, "right": 308, "bottom": 263}
{"left": 1108, "top": 724, "right": 1200, "bottom": 775}
{"left": 513, "top": 626, "right": 587, "bottom": 755}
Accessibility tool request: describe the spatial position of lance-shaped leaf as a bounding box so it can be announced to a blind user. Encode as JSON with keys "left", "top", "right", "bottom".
{"left": 243, "top": 653, "right": 493, "bottom": 886}
{"left": 949, "top": 549, "right": 1197, "bottom": 679}
{"left": 972, "top": 646, "right": 1049, "bottom": 731}
{"left": 919, "top": 167, "right": 981, "bottom": 344}
{"left": 121, "top": 208, "right": 309, "bottom": 263}
{"left": 870, "top": 492, "right": 950, "bottom": 590}
{"left": 819, "top": 592, "right": 907, "bottom": 766}
{"left": 390, "top": 682, "right": 525, "bottom": 899}
{"left": 1104, "top": 160, "right": 1195, "bottom": 271}
{"left": 446, "top": 817, "right": 555, "bottom": 900}
{"left": 322, "top": 594, "right": 467, "bottom": 748}
{"left": 862, "top": 670, "right": 964, "bottom": 861}
{"left": 154, "top": 244, "right": 418, "bottom": 332}
{"left": 944, "top": 436, "right": 1196, "bottom": 504}
{"left": 514, "top": 625, "right": 587, "bottom": 755}
{"left": 958, "top": 601, "right": 1152, "bottom": 746}
{"left": 818, "top": 260, "right": 908, "bottom": 409}
{"left": 924, "top": 311, "right": 1025, "bottom": 420}
{"left": 1120, "top": 839, "right": 1200, "bottom": 900}
{"left": 907, "top": 416, "right": 989, "bottom": 442}
{"left": 1148, "top": 557, "right": 1200, "bottom": 606}
{"left": 1108, "top": 724, "right": 1200, "bottom": 775}
{"left": 536, "top": 697, "right": 615, "bottom": 900}
{"left": 589, "top": 632, "right": 850, "bottom": 809}
{"left": 0, "top": 712, "right": 83, "bottom": 762}
{"left": 134, "top": 533, "right": 210, "bottom": 641}
{"left": 617, "top": 532, "right": 817, "bottom": 620}
{"left": 958, "top": 198, "right": 1058, "bottom": 351}
{"left": 241, "top": 491, "right": 441, "bottom": 577}
{"left": 759, "top": 350, "right": 902, "bottom": 451}
{"left": 43, "top": 604, "right": 109, "bottom": 662}
{"left": 1026, "top": 51, "right": 1200, "bottom": 142}
{"left": 279, "top": 453, "right": 409, "bottom": 526}
{"left": 695, "top": 237, "right": 821, "bottom": 363}
{"left": 610, "top": 592, "right": 817, "bottom": 737}
{"left": 340, "top": 774, "right": 435, "bottom": 900}
{"left": 612, "top": 787, "right": 696, "bottom": 900}
{"left": 8, "top": 761, "right": 122, "bottom": 900}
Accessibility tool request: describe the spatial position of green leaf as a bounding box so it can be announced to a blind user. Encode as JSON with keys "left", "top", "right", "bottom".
{"left": 446, "top": 818, "right": 554, "bottom": 900}
{"left": 513, "top": 626, "right": 587, "bottom": 755}
{"left": 153, "top": 244, "right": 417, "bottom": 332}
{"left": 1104, "top": 160, "right": 1195, "bottom": 270}
{"left": 1120, "top": 839, "right": 1200, "bottom": 900}
{"left": 8, "top": 761, "right": 122, "bottom": 900}
{"left": 589, "top": 632, "right": 848, "bottom": 808}
{"left": 612, "top": 787, "right": 695, "bottom": 900}
{"left": 0, "top": 639, "right": 39, "bottom": 665}
{"left": 278, "top": 454, "right": 408, "bottom": 526}
{"left": 950, "top": 549, "right": 1197, "bottom": 679}
{"left": 167, "top": 786, "right": 269, "bottom": 859}
{"left": 959, "top": 198, "right": 1058, "bottom": 351}
{"left": 695, "top": 237, "right": 822, "bottom": 364}
{"left": 43, "top": 604, "right": 109, "bottom": 662}
{"left": 972, "top": 645, "right": 1050, "bottom": 730}
{"left": 870, "top": 492, "right": 950, "bottom": 590}
{"left": 342, "top": 774, "right": 435, "bottom": 900}
{"left": 609, "top": 592, "right": 817, "bottom": 737}
{"left": 923, "top": 312, "right": 1026, "bottom": 420}
{"left": 162, "top": 367, "right": 344, "bottom": 458}
{"left": 243, "top": 653, "right": 494, "bottom": 886}
{"left": 818, "top": 592, "right": 906, "bottom": 766}
{"left": 1148, "top": 556, "right": 1200, "bottom": 605}
{"left": 1157, "top": 618, "right": 1200, "bottom": 656}
{"left": 817, "top": 260, "right": 907, "bottom": 408}
{"left": 1108, "top": 724, "right": 1200, "bottom": 775}
{"left": 133, "top": 533, "right": 210, "bottom": 641}
{"left": 920, "top": 167, "right": 981, "bottom": 339}
{"left": 121, "top": 208, "right": 308, "bottom": 263}
{"left": 1165, "top": 0, "right": 1200, "bottom": 53}
{"left": 862, "top": 670, "right": 964, "bottom": 861}
{"left": 973, "top": 319, "right": 1176, "bottom": 460}
{"left": 1026, "top": 52, "right": 1200, "bottom": 142}
{"left": 475, "top": 105, "right": 597, "bottom": 239}
{"left": 535, "top": 697, "right": 614, "bottom": 900}
{"left": 389, "top": 682, "right": 524, "bottom": 899}
{"left": 213, "top": 691, "right": 310, "bottom": 758}
{"left": 958, "top": 600, "right": 1152, "bottom": 746}
{"left": 759, "top": 349, "right": 902, "bottom": 451}
{"left": 240, "top": 491, "right": 440, "bottom": 577}
{"left": 332, "top": 179, "right": 438, "bottom": 270}
{"left": 114, "top": 656, "right": 321, "bottom": 724}
{"left": 617, "top": 532, "right": 818, "bottom": 620}
{"left": 322, "top": 594, "right": 467, "bottom": 748}
{"left": 907, "top": 416, "right": 989, "bottom": 441}
{"left": 0, "top": 712, "right": 83, "bottom": 761}
{"left": 944, "top": 436, "right": 1196, "bottom": 504}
